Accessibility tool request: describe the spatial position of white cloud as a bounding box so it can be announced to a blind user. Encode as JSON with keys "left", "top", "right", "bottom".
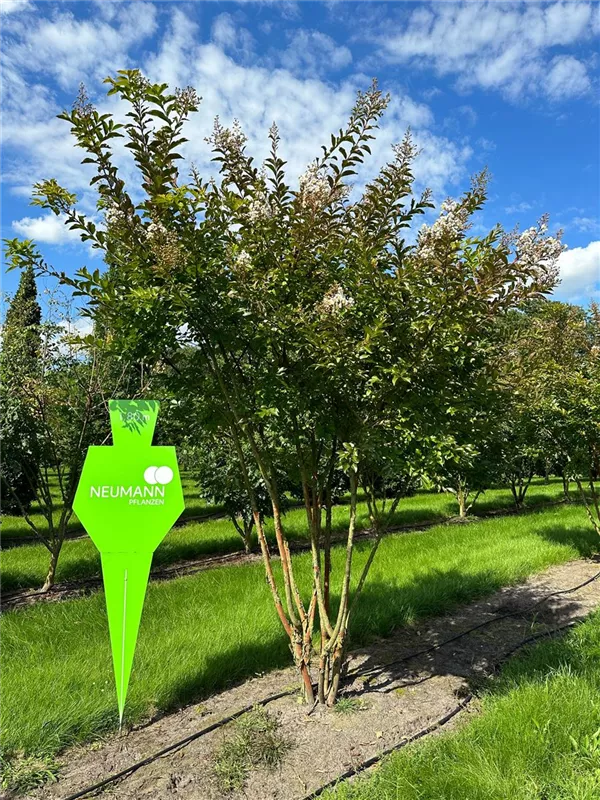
{"left": 12, "top": 214, "right": 81, "bottom": 245}
{"left": 573, "top": 216, "right": 600, "bottom": 233}
{"left": 59, "top": 316, "right": 94, "bottom": 339}
{"left": 0, "top": 0, "right": 31, "bottom": 14}
{"left": 476, "top": 137, "right": 496, "bottom": 152}
{"left": 2, "top": 3, "right": 158, "bottom": 90}
{"left": 142, "top": 14, "right": 465, "bottom": 199}
{"left": 235, "top": 0, "right": 300, "bottom": 19}
{"left": 555, "top": 240, "right": 600, "bottom": 304}
{"left": 2, "top": 4, "right": 473, "bottom": 245}
{"left": 545, "top": 55, "right": 591, "bottom": 100}
{"left": 369, "top": 1, "right": 598, "bottom": 103}
{"left": 505, "top": 201, "right": 533, "bottom": 214}
{"left": 280, "top": 29, "right": 352, "bottom": 75}
{"left": 211, "top": 13, "right": 255, "bottom": 60}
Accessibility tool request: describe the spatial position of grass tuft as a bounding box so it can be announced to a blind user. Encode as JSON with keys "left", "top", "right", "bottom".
{"left": 213, "top": 706, "right": 291, "bottom": 792}
{"left": 0, "top": 752, "right": 59, "bottom": 795}
{"left": 333, "top": 698, "right": 366, "bottom": 714}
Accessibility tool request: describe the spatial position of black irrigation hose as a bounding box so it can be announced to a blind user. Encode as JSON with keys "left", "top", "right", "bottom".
{"left": 345, "top": 568, "right": 600, "bottom": 683}
{"left": 60, "top": 688, "right": 298, "bottom": 800}
{"left": 59, "top": 569, "right": 600, "bottom": 800}
{"left": 302, "top": 618, "right": 581, "bottom": 800}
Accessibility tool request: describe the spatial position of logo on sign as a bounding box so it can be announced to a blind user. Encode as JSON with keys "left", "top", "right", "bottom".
{"left": 89, "top": 467, "right": 174, "bottom": 505}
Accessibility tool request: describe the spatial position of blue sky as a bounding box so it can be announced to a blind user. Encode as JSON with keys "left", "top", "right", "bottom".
{"left": 1, "top": 0, "right": 599, "bottom": 308}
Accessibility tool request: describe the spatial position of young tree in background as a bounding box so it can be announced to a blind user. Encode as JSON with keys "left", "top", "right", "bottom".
{"left": 553, "top": 304, "right": 600, "bottom": 534}
{"left": 496, "top": 299, "right": 590, "bottom": 508}
{"left": 1, "top": 255, "right": 143, "bottom": 591}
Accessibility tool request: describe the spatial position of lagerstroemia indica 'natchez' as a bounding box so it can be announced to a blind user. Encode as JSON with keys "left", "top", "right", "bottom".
{"left": 6, "top": 71, "right": 564, "bottom": 706}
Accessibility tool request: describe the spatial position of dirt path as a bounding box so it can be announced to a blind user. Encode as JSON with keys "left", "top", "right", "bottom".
{"left": 26, "top": 556, "right": 600, "bottom": 800}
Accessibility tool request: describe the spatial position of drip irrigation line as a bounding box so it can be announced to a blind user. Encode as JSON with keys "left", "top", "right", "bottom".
{"left": 60, "top": 688, "right": 297, "bottom": 800}
{"left": 345, "top": 569, "right": 600, "bottom": 683}
{"left": 58, "top": 569, "right": 600, "bottom": 800}
{"left": 302, "top": 618, "right": 580, "bottom": 800}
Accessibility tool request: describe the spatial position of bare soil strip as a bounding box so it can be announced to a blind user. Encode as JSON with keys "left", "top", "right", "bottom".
{"left": 27, "top": 556, "right": 600, "bottom": 800}
{"left": 2, "top": 503, "right": 562, "bottom": 612}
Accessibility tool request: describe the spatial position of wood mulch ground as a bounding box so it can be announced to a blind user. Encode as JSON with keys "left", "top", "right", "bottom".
{"left": 25, "top": 556, "right": 600, "bottom": 800}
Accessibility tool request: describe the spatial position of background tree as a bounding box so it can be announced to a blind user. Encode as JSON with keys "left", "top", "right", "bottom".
{"left": 1, "top": 262, "right": 42, "bottom": 514}
{"left": 495, "top": 299, "right": 590, "bottom": 507}
{"left": 552, "top": 304, "right": 600, "bottom": 533}
{"left": 1, "top": 252, "right": 143, "bottom": 591}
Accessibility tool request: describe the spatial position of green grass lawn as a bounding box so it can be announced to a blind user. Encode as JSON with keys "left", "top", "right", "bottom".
{"left": 1, "top": 501, "right": 595, "bottom": 768}
{"left": 1, "top": 474, "right": 222, "bottom": 542}
{"left": 324, "top": 608, "right": 600, "bottom": 800}
{"left": 0, "top": 480, "right": 565, "bottom": 593}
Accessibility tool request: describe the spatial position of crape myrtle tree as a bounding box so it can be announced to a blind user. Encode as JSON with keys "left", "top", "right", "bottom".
{"left": 1, "top": 263, "right": 42, "bottom": 514}
{"left": 14, "top": 71, "right": 562, "bottom": 703}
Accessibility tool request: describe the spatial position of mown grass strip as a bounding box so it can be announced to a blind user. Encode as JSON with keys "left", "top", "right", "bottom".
{"left": 1, "top": 480, "right": 564, "bottom": 593}
{"left": 1, "top": 502, "right": 594, "bottom": 763}
{"left": 1, "top": 476, "right": 220, "bottom": 543}
{"left": 324, "top": 607, "right": 600, "bottom": 800}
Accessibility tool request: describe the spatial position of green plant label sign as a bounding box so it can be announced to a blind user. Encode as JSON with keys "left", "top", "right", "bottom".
{"left": 74, "top": 399, "right": 184, "bottom": 723}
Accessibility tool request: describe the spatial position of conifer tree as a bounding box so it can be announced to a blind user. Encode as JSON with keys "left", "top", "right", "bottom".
{"left": 1, "top": 264, "right": 42, "bottom": 513}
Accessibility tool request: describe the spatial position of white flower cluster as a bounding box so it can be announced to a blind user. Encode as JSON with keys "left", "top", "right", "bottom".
{"left": 145, "top": 219, "right": 180, "bottom": 272}
{"left": 247, "top": 192, "right": 273, "bottom": 223}
{"left": 208, "top": 117, "right": 247, "bottom": 159}
{"left": 174, "top": 86, "right": 200, "bottom": 114}
{"left": 298, "top": 163, "right": 331, "bottom": 211}
{"left": 105, "top": 202, "right": 131, "bottom": 228}
{"left": 147, "top": 221, "right": 168, "bottom": 239}
{"left": 234, "top": 249, "right": 252, "bottom": 273}
{"left": 514, "top": 225, "right": 564, "bottom": 272}
{"left": 416, "top": 198, "right": 470, "bottom": 262}
{"left": 318, "top": 284, "right": 355, "bottom": 315}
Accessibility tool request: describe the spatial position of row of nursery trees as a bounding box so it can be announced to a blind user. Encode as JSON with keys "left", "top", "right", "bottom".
{"left": 2, "top": 72, "right": 599, "bottom": 706}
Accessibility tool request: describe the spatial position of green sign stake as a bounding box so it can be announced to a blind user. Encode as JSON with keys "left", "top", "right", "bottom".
{"left": 74, "top": 400, "right": 184, "bottom": 724}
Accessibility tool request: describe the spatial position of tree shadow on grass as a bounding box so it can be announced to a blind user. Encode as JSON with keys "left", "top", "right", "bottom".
{"left": 532, "top": 521, "right": 599, "bottom": 559}
{"left": 1, "top": 513, "right": 81, "bottom": 545}
{"left": 471, "top": 488, "right": 562, "bottom": 516}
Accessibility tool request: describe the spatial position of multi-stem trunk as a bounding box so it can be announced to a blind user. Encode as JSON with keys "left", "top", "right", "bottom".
{"left": 510, "top": 469, "right": 532, "bottom": 508}
{"left": 203, "top": 347, "right": 316, "bottom": 702}
{"left": 317, "top": 470, "right": 359, "bottom": 706}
